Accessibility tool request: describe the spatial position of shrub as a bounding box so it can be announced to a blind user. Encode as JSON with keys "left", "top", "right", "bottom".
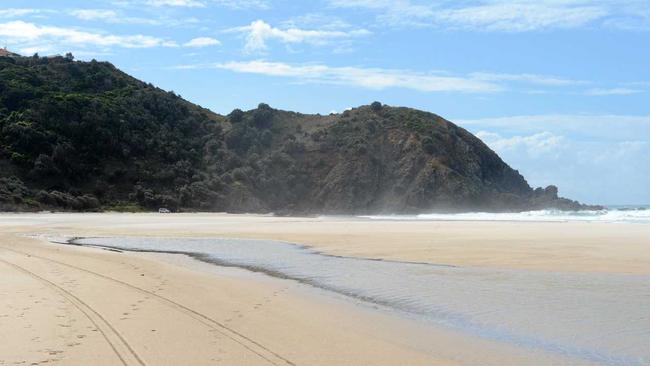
{"left": 370, "top": 101, "right": 383, "bottom": 112}
{"left": 232, "top": 167, "right": 249, "bottom": 182}
{"left": 0, "top": 176, "right": 29, "bottom": 204}
{"left": 422, "top": 136, "right": 435, "bottom": 154}
{"left": 228, "top": 109, "right": 245, "bottom": 123}
{"left": 77, "top": 194, "right": 100, "bottom": 210}
{"left": 30, "top": 154, "right": 59, "bottom": 178}
{"left": 283, "top": 140, "right": 306, "bottom": 155}
{"left": 179, "top": 181, "right": 219, "bottom": 209}
{"left": 260, "top": 130, "right": 273, "bottom": 147}
{"left": 252, "top": 107, "right": 273, "bottom": 129}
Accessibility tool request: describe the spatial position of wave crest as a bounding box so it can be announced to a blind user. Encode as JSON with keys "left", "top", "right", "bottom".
{"left": 360, "top": 207, "right": 650, "bottom": 224}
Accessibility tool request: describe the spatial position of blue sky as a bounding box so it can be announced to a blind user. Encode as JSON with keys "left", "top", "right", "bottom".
{"left": 1, "top": 0, "right": 648, "bottom": 205}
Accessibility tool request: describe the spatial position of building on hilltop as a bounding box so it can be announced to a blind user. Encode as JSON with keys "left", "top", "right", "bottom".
{"left": 0, "top": 47, "right": 13, "bottom": 57}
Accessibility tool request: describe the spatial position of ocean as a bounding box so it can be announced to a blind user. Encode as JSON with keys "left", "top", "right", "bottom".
{"left": 358, "top": 206, "right": 650, "bottom": 224}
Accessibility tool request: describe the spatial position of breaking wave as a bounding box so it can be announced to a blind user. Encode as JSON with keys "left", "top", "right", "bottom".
{"left": 359, "top": 207, "right": 650, "bottom": 224}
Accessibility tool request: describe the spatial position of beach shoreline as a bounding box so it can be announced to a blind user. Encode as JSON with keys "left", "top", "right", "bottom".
{"left": 1, "top": 213, "right": 648, "bottom": 365}
{"left": 2, "top": 212, "right": 648, "bottom": 273}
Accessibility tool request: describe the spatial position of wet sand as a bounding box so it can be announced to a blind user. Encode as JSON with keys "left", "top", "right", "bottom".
{"left": 1, "top": 213, "right": 648, "bottom": 365}
{"left": 3, "top": 212, "right": 648, "bottom": 273}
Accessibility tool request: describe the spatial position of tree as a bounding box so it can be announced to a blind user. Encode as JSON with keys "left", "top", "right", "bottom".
{"left": 65, "top": 53, "right": 74, "bottom": 61}
{"left": 253, "top": 105, "right": 273, "bottom": 128}
{"left": 228, "top": 108, "right": 244, "bottom": 123}
{"left": 370, "top": 101, "right": 383, "bottom": 112}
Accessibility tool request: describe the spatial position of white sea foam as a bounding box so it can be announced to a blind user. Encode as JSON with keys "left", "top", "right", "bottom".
{"left": 359, "top": 207, "right": 650, "bottom": 224}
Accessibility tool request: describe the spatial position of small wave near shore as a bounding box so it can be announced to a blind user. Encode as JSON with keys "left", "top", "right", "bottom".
{"left": 359, "top": 206, "right": 650, "bottom": 224}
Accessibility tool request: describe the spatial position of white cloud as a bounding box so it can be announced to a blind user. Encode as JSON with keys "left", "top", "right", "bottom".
{"left": 463, "top": 114, "right": 650, "bottom": 204}
{"left": 603, "top": 0, "right": 650, "bottom": 30}
{"left": 433, "top": 2, "right": 607, "bottom": 32}
{"left": 147, "top": 0, "right": 206, "bottom": 7}
{"left": 230, "top": 20, "right": 371, "bottom": 52}
{"left": 184, "top": 37, "right": 220, "bottom": 47}
{"left": 19, "top": 45, "right": 52, "bottom": 55}
{"left": 178, "top": 60, "right": 502, "bottom": 92}
{"left": 140, "top": 0, "right": 268, "bottom": 8}
{"left": 457, "top": 114, "right": 650, "bottom": 141}
{"left": 69, "top": 9, "right": 118, "bottom": 21}
{"left": 328, "top": 0, "right": 391, "bottom": 9}
{"left": 328, "top": 0, "right": 434, "bottom": 27}
{"left": 585, "top": 87, "right": 645, "bottom": 96}
{"left": 476, "top": 131, "right": 565, "bottom": 157}
{"left": 178, "top": 60, "right": 619, "bottom": 94}
{"left": 0, "top": 20, "right": 178, "bottom": 50}
{"left": 282, "top": 14, "right": 354, "bottom": 31}
{"left": 210, "top": 0, "right": 269, "bottom": 9}
{"left": 68, "top": 8, "right": 200, "bottom": 27}
{"left": 471, "top": 72, "right": 585, "bottom": 86}
{"left": 328, "top": 0, "right": 650, "bottom": 32}
{"left": 0, "top": 8, "right": 42, "bottom": 18}
{"left": 69, "top": 9, "right": 160, "bottom": 25}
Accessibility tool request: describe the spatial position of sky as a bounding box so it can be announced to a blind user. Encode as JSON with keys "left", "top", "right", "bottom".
{"left": 1, "top": 0, "right": 648, "bottom": 205}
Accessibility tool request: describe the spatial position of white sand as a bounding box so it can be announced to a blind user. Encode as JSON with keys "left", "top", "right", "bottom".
{"left": 2, "top": 212, "right": 645, "bottom": 365}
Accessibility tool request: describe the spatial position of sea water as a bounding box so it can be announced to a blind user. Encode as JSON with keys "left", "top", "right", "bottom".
{"left": 73, "top": 237, "right": 650, "bottom": 366}
{"left": 358, "top": 206, "right": 650, "bottom": 224}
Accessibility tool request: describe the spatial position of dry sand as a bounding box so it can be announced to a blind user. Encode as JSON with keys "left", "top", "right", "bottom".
{"left": 1, "top": 213, "right": 647, "bottom": 365}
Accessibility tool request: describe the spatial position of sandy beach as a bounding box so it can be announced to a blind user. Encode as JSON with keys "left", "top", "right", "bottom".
{"left": 1, "top": 213, "right": 649, "bottom": 365}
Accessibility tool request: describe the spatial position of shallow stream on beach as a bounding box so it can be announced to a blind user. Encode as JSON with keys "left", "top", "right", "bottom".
{"left": 73, "top": 237, "right": 650, "bottom": 366}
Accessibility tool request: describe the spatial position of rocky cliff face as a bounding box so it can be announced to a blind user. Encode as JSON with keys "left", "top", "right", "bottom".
{"left": 0, "top": 55, "right": 598, "bottom": 213}
{"left": 214, "top": 104, "right": 595, "bottom": 214}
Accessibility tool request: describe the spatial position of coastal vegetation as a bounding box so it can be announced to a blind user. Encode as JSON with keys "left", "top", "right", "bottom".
{"left": 0, "top": 54, "right": 595, "bottom": 213}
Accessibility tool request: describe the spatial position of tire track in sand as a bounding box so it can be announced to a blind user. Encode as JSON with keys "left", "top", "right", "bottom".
{"left": 0, "top": 258, "right": 146, "bottom": 366}
{"left": 1, "top": 246, "right": 296, "bottom": 366}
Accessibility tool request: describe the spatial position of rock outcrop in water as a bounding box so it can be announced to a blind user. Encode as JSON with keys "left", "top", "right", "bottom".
{"left": 0, "top": 54, "right": 599, "bottom": 213}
